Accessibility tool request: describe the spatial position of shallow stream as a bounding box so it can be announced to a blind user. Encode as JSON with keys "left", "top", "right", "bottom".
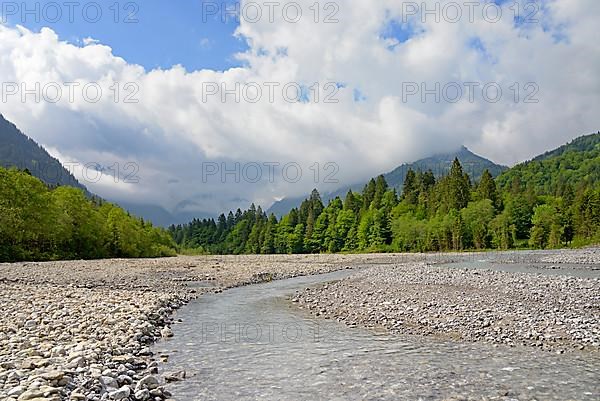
{"left": 154, "top": 270, "right": 599, "bottom": 400}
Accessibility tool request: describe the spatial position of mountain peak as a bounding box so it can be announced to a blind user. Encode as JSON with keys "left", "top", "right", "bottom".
{"left": 267, "top": 147, "right": 507, "bottom": 217}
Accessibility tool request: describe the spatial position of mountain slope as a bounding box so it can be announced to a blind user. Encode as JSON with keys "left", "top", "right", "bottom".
{"left": 0, "top": 114, "right": 212, "bottom": 226}
{"left": 383, "top": 146, "right": 507, "bottom": 189}
{"left": 267, "top": 146, "right": 508, "bottom": 217}
{"left": 532, "top": 132, "right": 600, "bottom": 162}
{"left": 0, "top": 114, "right": 85, "bottom": 190}
{"left": 496, "top": 132, "right": 600, "bottom": 194}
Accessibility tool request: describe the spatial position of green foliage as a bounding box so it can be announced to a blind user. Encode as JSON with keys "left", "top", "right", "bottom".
{"left": 171, "top": 134, "right": 600, "bottom": 254}
{"left": 476, "top": 169, "right": 501, "bottom": 209}
{"left": 573, "top": 188, "right": 600, "bottom": 240}
{"left": 489, "top": 211, "right": 515, "bottom": 250}
{"left": 496, "top": 132, "right": 600, "bottom": 196}
{"left": 503, "top": 194, "right": 534, "bottom": 240}
{"left": 0, "top": 167, "right": 177, "bottom": 262}
{"left": 529, "top": 204, "right": 558, "bottom": 249}
{"left": 461, "top": 200, "right": 495, "bottom": 249}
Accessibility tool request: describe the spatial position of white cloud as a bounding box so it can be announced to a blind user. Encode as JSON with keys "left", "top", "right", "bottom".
{"left": 0, "top": 0, "right": 598, "bottom": 215}
{"left": 82, "top": 37, "right": 100, "bottom": 46}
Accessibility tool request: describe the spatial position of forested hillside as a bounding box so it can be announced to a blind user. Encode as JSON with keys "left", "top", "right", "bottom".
{"left": 0, "top": 167, "right": 177, "bottom": 262}
{"left": 384, "top": 146, "right": 507, "bottom": 189}
{"left": 0, "top": 114, "right": 85, "bottom": 190}
{"left": 496, "top": 133, "right": 600, "bottom": 195}
{"left": 171, "top": 133, "right": 600, "bottom": 254}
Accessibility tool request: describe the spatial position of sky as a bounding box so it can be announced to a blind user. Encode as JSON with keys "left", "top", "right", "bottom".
{"left": 2, "top": 0, "right": 247, "bottom": 71}
{"left": 0, "top": 0, "right": 599, "bottom": 217}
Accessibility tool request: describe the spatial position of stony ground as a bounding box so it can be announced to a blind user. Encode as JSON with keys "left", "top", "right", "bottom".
{"left": 0, "top": 254, "right": 391, "bottom": 401}
{"left": 295, "top": 249, "right": 600, "bottom": 354}
{"left": 1, "top": 250, "right": 599, "bottom": 400}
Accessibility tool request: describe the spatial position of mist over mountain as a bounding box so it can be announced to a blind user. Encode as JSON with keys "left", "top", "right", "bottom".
{"left": 1, "top": 114, "right": 507, "bottom": 225}
{"left": 116, "top": 201, "right": 213, "bottom": 227}
{"left": 0, "top": 114, "right": 210, "bottom": 226}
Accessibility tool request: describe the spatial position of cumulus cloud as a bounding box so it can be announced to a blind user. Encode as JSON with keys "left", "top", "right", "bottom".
{"left": 0, "top": 0, "right": 598, "bottom": 215}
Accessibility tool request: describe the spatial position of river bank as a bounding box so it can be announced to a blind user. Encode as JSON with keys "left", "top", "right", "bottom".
{"left": 295, "top": 248, "right": 600, "bottom": 354}
{"left": 0, "top": 254, "right": 385, "bottom": 401}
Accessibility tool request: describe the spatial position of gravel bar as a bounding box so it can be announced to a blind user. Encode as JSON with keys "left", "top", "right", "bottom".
{"left": 0, "top": 254, "right": 389, "bottom": 401}
{"left": 295, "top": 248, "right": 600, "bottom": 354}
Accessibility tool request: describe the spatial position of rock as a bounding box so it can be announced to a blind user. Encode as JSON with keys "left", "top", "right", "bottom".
{"left": 108, "top": 386, "right": 131, "bottom": 400}
{"left": 67, "top": 356, "right": 86, "bottom": 369}
{"left": 8, "top": 386, "right": 26, "bottom": 397}
{"left": 160, "top": 327, "right": 174, "bottom": 338}
{"left": 164, "top": 371, "right": 186, "bottom": 382}
{"left": 134, "top": 389, "right": 150, "bottom": 400}
{"left": 117, "top": 374, "right": 133, "bottom": 385}
{"left": 24, "top": 320, "right": 37, "bottom": 328}
{"left": 1, "top": 361, "right": 17, "bottom": 369}
{"left": 135, "top": 375, "right": 159, "bottom": 391}
{"left": 40, "top": 371, "right": 64, "bottom": 381}
{"left": 17, "top": 390, "right": 44, "bottom": 400}
{"left": 22, "top": 398, "right": 55, "bottom": 401}
{"left": 39, "top": 386, "right": 60, "bottom": 396}
{"left": 100, "top": 376, "right": 118, "bottom": 388}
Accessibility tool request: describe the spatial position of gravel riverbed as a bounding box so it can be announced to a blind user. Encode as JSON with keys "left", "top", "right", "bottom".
{"left": 295, "top": 248, "right": 600, "bottom": 354}
{"left": 1, "top": 250, "right": 598, "bottom": 400}
{"left": 0, "top": 254, "right": 380, "bottom": 401}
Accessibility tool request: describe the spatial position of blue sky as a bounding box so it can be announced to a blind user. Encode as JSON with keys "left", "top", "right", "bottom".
{"left": 3, "top": 0, "right": 247, "bottom": 71}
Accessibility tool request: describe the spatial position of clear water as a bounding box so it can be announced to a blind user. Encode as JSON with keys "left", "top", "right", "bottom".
{"left": 154, "top": 271, "right": 600, "bottom": 400}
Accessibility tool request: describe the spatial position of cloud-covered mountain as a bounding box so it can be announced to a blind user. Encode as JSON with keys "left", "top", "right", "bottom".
{"left": 0, "top": 114, "right": 210, "bottom": 226}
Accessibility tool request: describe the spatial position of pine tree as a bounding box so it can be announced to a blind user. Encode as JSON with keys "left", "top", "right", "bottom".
{"left": 362, "top": 179, "right": 377, "bottom": 210}
{"left": 260, "top": 214, "right": 278, "bottom": 254}
{"left": 402, "top": 169, "right": 419, "bottom": 205}
{"left": 372, "top": 175, "right": 389, "bottom": 209}
{"left": 478, "top": 169, "right": 500, "bottom": 209}
{"left": 344, "top": 190, "right": 360, "bottom": 213}
{"left": 448, "top": 158, "right": 471, "bottom": 211}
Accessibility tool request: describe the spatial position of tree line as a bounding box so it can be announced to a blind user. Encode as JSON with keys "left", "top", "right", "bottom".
{"left": 0, "top": 167, "right": 177, "bottom": 262}
{"left": 170, "top": 151, "right": 600, "bottom": 254}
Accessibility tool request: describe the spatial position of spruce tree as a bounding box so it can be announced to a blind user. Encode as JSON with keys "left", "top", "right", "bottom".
{"left": 402, "top": 169, "right": 419, "bottom": 205}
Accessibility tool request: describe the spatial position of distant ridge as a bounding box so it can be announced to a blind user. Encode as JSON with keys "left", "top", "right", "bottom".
{"left": 267, "top": 146, "right": 508, "bottom": 217}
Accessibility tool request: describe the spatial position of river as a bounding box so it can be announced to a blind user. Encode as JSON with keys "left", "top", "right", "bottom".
{"left": 154, "top": 269, "right": 599, "bottom": 400}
